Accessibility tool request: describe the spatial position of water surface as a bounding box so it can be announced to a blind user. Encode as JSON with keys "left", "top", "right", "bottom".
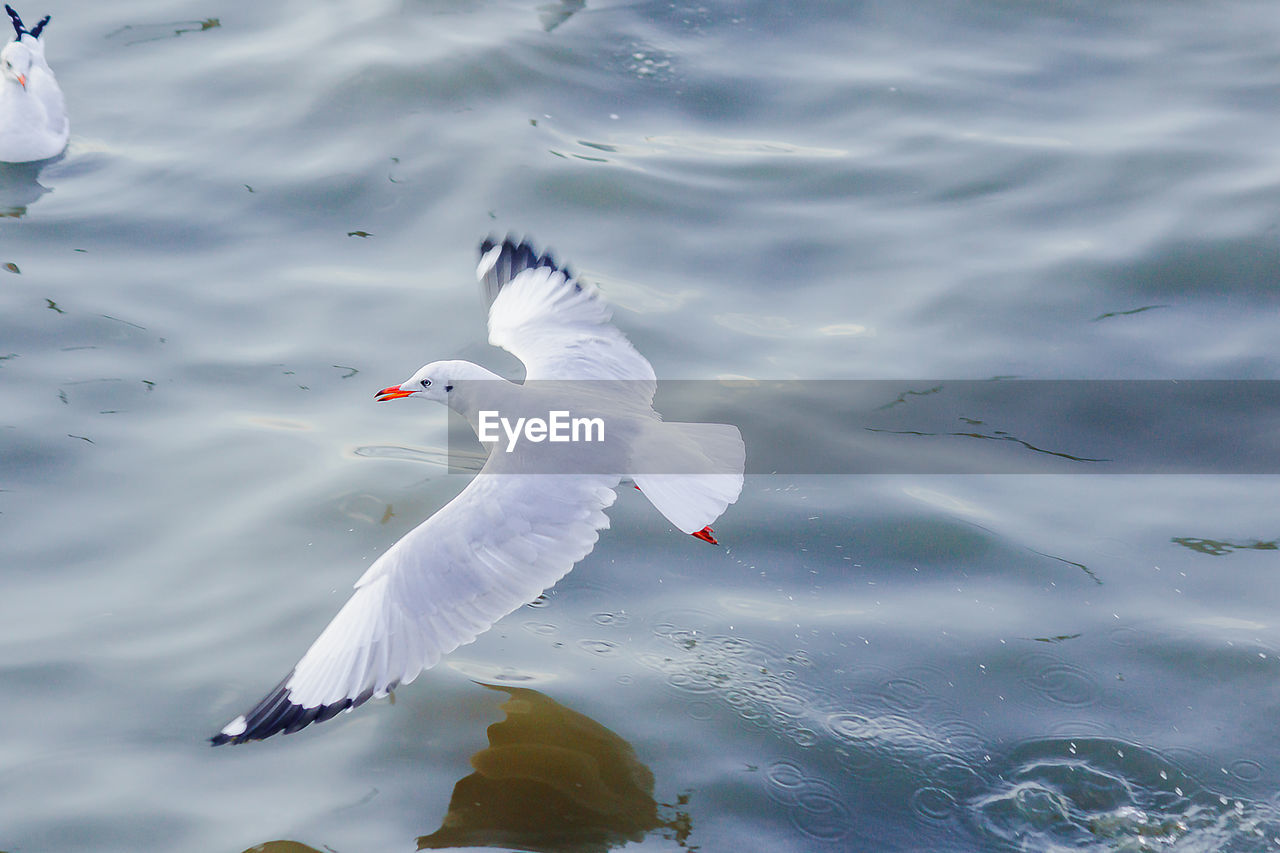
{"left": 3, "top": 0, "right": 1280, "bottom": 849}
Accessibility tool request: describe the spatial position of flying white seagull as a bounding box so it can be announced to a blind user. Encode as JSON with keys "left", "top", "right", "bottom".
{"left": 0, "top": 4, "right": 68, "bottom": 163}
{"left": 212, "top": 237, "right": 744, "bottom": 744}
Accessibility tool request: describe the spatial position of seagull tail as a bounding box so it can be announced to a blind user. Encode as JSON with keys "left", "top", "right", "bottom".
{"left": 632, "top": 422, "right": 744, "bottom": 534}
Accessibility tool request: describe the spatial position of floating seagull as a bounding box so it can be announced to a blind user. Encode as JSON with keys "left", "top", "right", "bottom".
{"left": 212, "top": 237, "right": 744, "bottom": 745}
{"left": 0, "top": 4, "right": 67, "bottom": 163}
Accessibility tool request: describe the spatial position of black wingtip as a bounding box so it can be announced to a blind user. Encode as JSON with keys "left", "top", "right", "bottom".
{"left": 4, "top": 5, "right": 46, "bottom": 39}
{"left": 210, "top": 673, "right": 390, "bottom": 746}
{"left": 5, "top": 5, "right": 22, "bottom": 39}
{"left": 477, "top": 235, "right": 575, "bottom": 307}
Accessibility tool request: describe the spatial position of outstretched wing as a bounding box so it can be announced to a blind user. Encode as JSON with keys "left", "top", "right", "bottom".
{"left": 212, "top": 470, "right": 620, "bottom": 744}
{"left": 477, "top": 237, "right": 657, "bottom": 402}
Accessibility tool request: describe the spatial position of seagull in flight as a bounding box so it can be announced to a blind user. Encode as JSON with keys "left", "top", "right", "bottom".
{"left": 0, "top": 4, "right": 67, "bottom": 163}
{"left": 212, "top": 237, "right": 744, "bottom": 745}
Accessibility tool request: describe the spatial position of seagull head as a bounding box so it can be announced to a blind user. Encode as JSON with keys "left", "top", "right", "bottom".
{"left": 375, "top": 360, "right": 456, "bottom": 403}
{"left": 0, "top": 41, "right": 32, "bottom": 88}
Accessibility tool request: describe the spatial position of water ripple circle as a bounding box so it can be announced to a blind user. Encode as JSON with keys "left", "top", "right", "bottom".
{"left": 789, "top": 786, "right": 852, "bottom": 842}
{"left": 910, "top": 785, "right": 958, "bottom": 822}
{"left": 879, "top": 676, "right": 932, "bottom": 713}
{"left": 1229, "top": 758, "right": 1264, "bottom": 782}
{"left": 578, "top": 639, "right": 618, "bottom": 656}
{"left": 1018, "top": 654, "right": 1100, "bottom": 708}
{"left": 685, "top": 700, "right": 713, "bottom": 721}
{"left": 923, "top": 753, "right": 984, "bottom": 795}
{"left": 825, "top": 712, "right": 874, "bottom": 744}
{"left": 764, "top": 760, "right": 806, "bottom": 803}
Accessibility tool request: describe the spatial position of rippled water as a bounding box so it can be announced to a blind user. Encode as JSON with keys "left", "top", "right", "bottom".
{"left": 3, "top": 0, "right": 1280, "bottom": 850}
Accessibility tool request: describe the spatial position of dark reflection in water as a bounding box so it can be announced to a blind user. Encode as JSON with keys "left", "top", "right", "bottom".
{"left": 538, "top": 0, "right": 586, "bottom": 32}
{"left": 104, "top": 18, "right": 221, "bottom": 46}
{"left": 233, "top": 686, "right": 695, "bottom": 852}
{"left": 418, "top": 685, "right": 689, "bottom": 852}
{"left": 1092, "top": 304, "right": 1168, "bottom": 322}
{"left": 0, "top": 161, "right": 53, "bottom": 218}
{"left": 1172, "top": 537, "right": 1278, "bottom": 556}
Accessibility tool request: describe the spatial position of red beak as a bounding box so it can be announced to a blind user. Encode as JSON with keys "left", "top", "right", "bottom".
{"left": 375, "top": 385, "right": 414, "bottom": 402}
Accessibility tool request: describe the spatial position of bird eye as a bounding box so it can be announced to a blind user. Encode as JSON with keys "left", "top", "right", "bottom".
{"left": 420, "top": 379, "right": 431, "bottom": 388}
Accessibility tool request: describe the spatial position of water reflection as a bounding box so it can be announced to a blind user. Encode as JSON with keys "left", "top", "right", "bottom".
{"left": 417, "top": 685, "right": 689, "bottom": 852}
{"left": 240, "top": 843, "right": 325, "bottom": 853}
{"left": 104, "top": 18, "right": 220, "bottom": 46}
{"left": 1092, "top": 304, "right": 1169, "bottom": 322}
{"left": 0, "top": 161, "right": 52, "bottom": 217}
{"left": 1172, "top": 537, "right": 1278, "bottom": 556}
{"left": 538, "top": 0, "right": 585, "bottom": 32}
{"left": 235, "top": 686, "right": 693, "bottom": 851}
